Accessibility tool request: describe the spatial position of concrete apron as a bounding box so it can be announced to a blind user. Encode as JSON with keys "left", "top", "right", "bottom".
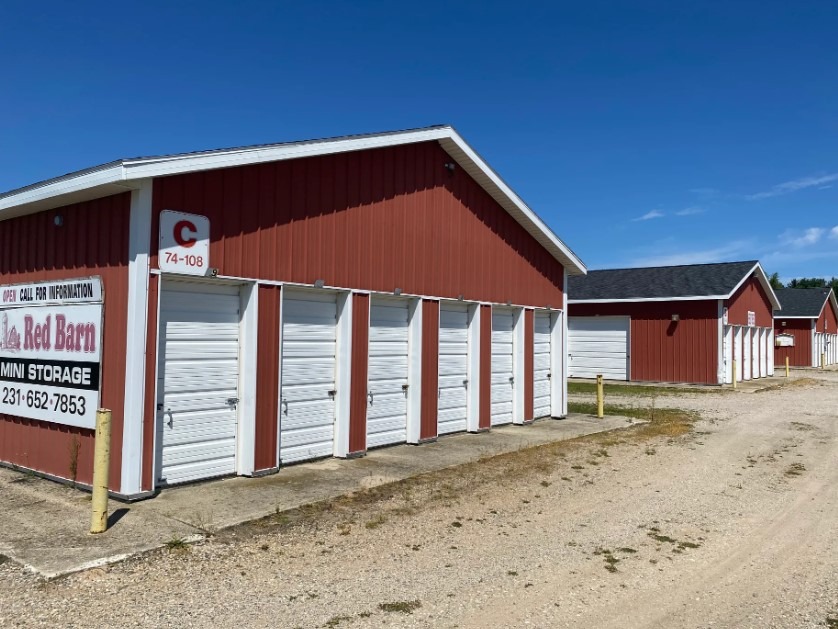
{"left": 0, "top": 413, "right": 639, "bottom": 579}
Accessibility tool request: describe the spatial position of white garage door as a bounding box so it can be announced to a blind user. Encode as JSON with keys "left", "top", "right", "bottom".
{"left": 723, "top": 325, "right": 733, "bottom": 384}
{"left": 568, "top": 317, "right": 629, "bottom": 380}
{"left": 743, "top": 328, "right": 752, "bottom": 380}
{"left": 491, "top": 309, "right": 515, "bottom": 426}
{"left": 759, "top": 328, "right": 767, "bottom": 377}
{"left": 280, "top": 291, "right": 337, "bottom": 464}
{"left": 438, "top": 304, "right": 469, "bottom": 435}
{"left": 734, "top": 326, "right": 743, "bottom": 382}
{"left": 367, "top": 298, "right": 409, "bottom": 448}
{"left": 156, "top": 282, "right": 241, "bottom": 485}
{"left": 533, "top": 311, "right": 552, "bottom": 418}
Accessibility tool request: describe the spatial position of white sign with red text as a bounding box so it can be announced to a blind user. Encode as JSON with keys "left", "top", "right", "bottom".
{"left": 0, "top": 303, "right": 102, "bottom": 429}
{"left": 1, "top": 277, "right": 102, "bottom": 308}
{"left": 159, "top": 210, "right": 210, "bottom": 276}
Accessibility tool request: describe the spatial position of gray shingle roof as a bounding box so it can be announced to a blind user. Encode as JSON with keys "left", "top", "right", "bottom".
{"left": 568, "top": 260, "right": 760, "bottom": 301}
{"left": 772, "top": 288, "right": 831, "bottom": 318}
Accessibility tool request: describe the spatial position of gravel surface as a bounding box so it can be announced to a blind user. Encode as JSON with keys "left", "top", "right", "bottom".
{"left": 1, "top": 373, "right": 836, "bottom": 629}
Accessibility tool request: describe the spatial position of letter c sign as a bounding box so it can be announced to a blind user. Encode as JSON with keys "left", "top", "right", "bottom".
{"left": 159, "top": 210, "right": 210, "bottom": 276}
{"left": 174, "top": 220, "right": 197, "bottom": 248}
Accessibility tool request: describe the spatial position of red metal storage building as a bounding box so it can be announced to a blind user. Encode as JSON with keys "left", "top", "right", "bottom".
{"left": 773, "top": 288, "right": 838, "bottom": 368}
{"left": 567, "top": 261, "right": 780, "bottom": 385}
{"left": 0, "top": 126, "right": 586, "bottom": 499}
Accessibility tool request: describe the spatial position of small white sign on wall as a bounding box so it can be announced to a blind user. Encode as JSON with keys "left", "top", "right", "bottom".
{"left": 747, "top": 310, "right": 755, "bottom": 327}
{"left": 776, "top": 334, "right": 794, "bottom": 347}
{"left": 159, "top": 210, "right": 210, "bottom": 276}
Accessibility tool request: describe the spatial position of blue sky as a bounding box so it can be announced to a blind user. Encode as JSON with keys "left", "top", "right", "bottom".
{"left": 2, "top": 1, "right": 837, "bottom": 282}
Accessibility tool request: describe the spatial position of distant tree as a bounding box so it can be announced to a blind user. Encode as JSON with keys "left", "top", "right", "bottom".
{"left": 787, "top": 277, "right": 828, "bottom": 289}
{"left": 768, "top": 272, "right": 784, "bottom": 290}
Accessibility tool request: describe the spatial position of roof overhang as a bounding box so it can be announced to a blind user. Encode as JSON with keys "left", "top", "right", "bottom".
{"left": 0, "top": 126, "right": 587, "bottom": 276}
{"left": 569, "top": 261, "right": 782, "bottom": 309}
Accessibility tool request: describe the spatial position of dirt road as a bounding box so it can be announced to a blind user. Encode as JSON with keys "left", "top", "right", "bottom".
{"left": 2, "top": 374, "right": 836, "bottom": 628}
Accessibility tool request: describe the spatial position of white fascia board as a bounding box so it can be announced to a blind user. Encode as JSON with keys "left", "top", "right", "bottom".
{"left": 726, "top": 262, "right": 782, "bottom": 311}
{"left": 569, "top": 295, "right": 727, "bottom": 304}
{"left": 773, "top": 315, "right": 817, "bottom": 320}
{"left": 122, "top": 128, "right": 452, "bottom": 179}
{"left": 439, "top": 133, "right": 587, "bottom": 276}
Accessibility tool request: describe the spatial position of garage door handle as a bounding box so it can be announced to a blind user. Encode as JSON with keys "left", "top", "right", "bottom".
{"left": 368, "top": 392, "right": 374, "bottom": 405}
{"left": 463, "top": 379, "right": 468, "bottom": 388}
{"left": 509, "top": 376, "right": 514, "bottom": 384}
{"left": 166, "top": 409, "right": 173, "bottom": 428}
{"left": 281, "top": 399, "right": 288, "bottom": 415}
{"left": 547, "top": 373, "right": 551, "bottom": 379}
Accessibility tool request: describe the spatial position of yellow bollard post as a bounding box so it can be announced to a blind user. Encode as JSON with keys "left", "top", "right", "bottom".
{"left": 732, "top": 359, "right": 737, "bottom": 390}
{"left": 785, "top": 356, "right": 789, "bottom": 378}
{"left": 90, "top": 408, "right": 112, "bottom": 534}
{"left": 821, "top": 352, "right": 825, "bottom": 370}
{"left": 596, "top": 374, "right": 604, "bottom": 419}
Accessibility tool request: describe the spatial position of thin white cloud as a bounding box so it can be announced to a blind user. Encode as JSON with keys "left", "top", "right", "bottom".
{"left": 830, "top": 226, "right": 838, "bottom": 239}
{"left": 675, "top": 206, "right": 705, "bottom": 216}
{"left": 747, "top": 173, "right": 838, "bottom": 200}
{"left": 628, "top": 239, "right": 754, "bottom": 267}
{"left": 779, "top": 227, "right": 825, "bottom": 248}
{"left": 632, "top": 210, "right": 664, "bottom": 221}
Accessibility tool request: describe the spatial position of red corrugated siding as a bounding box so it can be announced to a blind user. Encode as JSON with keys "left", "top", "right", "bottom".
{"left": 141, "top": 274, "right": 159, "bottom": 491}
{"left": 0, "top": 193, "right": 130, "bottom": 489}
{"left": 254, "top": 285, "right": 280, "bottom": 470}
{"left": 420, "top": 300, "right": 439, "bottom": 440}
{"left": 817, "top": 299, "right": 838, "bottom": 333}
{"left": 571, "top": 300, "right": 719, "bottom": 384}
{"left": 774, "top": 319, "right": 812, "bottom": 367}
{"left": 150, "top": 142, "right": 564, "bottom": 306}
{"left": 726, "top": 276, "right": 773, "bottom": 327}
{"left": 349, "top": 293, "right": 369, "bottom": 454}
{"left": 524, "top": 309, "right": 534, "bottom": 422}
{"left": 479, "top": 304, "right": 492, "bottom": 429}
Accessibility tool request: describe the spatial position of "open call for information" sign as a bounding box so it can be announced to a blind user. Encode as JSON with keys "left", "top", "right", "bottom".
{"left": 0, "top": 277, "right": 103, "bottom": 429}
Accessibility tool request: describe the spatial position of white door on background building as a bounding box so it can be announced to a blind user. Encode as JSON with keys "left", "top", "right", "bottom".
{"left": 438, "top": 303, "right": 469, "bottom": 435}
{"left": 367, "top": 298, "right": 409, "bottom": 448}
{"left": 533, "top": 311, "right": 553, "bottom": 418}
{"left": 156, "top": 282, "right": 241, "bottom": 486}
{"left": 759, "top": 329, "right": 768, "bottom": 376}
{"left": 280, "top": 291, "right": 337, "bottom": 464}
{"left": 767, "top": 330, "right": 775, "bottom": 376}
{"left": 567, "top": 317, "right": 630, "bottom": 380}
{"left": 723, "top": 325, "right": 733, "bottom": 384}
{"left": 491, "top": 309, "right": 515, "bottom": 426}
{"left": 734, "top": 326, "right": 743, "bottom": 382}
{"left": 742, "top": 328, "right": 753, "bottom": 380}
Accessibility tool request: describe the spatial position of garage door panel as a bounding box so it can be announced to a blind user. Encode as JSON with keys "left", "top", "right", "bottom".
{"left": 568, "top": 317, "right": 629, "bottom": 380}
{"left": 533, "top": 312, "right": 552, "bottom": 418}
{"left": 367, "top": 300, "right": 409, "bottom": 447}
{"left": 491, "top": 310, "right": 515, "bottom": 426}
{"left": 438, "top": 304, "right": 469, "bottom": 435}
{"left": 157, "top": 283, "right": 241, "bottom": 486}
{"left": 280, "top": 292, "right": 337, "bottom": 464}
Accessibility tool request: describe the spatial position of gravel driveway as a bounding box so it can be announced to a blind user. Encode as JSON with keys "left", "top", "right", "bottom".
{"left": 2, "top": 374, "right": 836, "bottom": 629}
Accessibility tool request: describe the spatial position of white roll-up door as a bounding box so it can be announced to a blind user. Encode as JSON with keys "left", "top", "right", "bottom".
{"left": 367, "top": 298, "right": 409, "bottom": 447}
{"left": 742, "top": 328, "right": 753, "bottom": 380}
{"left": 491, "top": 309, "right": 515, "bottom": 426}
{"left": 568, "top": 317, "right": 629, "bottom": 380}
{"left": 734, "top": 326, "right": 743, "bottom": 382}
{"left": 438, "top": 303, "right": 469, "bottom": 435}
{"left": 759, "top": 329, "right": 768, "bottom": 377}
{"left": 156, "top": 282, "right": 241, "bottom": 486}
{"left": 723, "top": 325, "right": 733, "bottom": 384}
{"left": 280, "top": 291, "right": 337, "bottom": 464}
{"left": 533, "top": 311, "right": 552, "bottom": 418}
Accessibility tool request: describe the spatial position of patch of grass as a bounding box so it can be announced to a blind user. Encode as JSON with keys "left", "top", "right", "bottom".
{"left": 540, "top": 480, "right": 551, "bottom": 487}
{"left": 165, "top": 537, "right": 189, "bottom": 552}
{"left": 507, "top": 570, "right": 518, "bottom": 576}
{"left": 0, "top": 554, "right": 9, "bottom": 565}
{"left": 324, "top": 615, "right": 353, "bottom": 627}
{"left": 678, "top": 541, "right": 701, "bottom": 550}
{"left": 568, "top": 382, "right": 720, "bottom": 397}
{"left": 451, "top": 521, "right": 462, "bottom": 528}
{"left": 790, "top": 421, "right": 816, "bottom": 431}
{"left": 378, "top": 600, "right": 421, "bottom": 614}
{"left": 825, "top": 616, "right": 837, "bottom": 628}
{"left": 648, "top": 533, "right": 677, "bottom": 544}
{"left": 568, "top": 401, "right": 697, "bottom": 441}
{"left": 561, "top": 476, "right": 572, "bottom": 481}
{"left": 571, "top": 465, "right": 584, "bottom": 470}
{"left": 617, "top": 547, "right": 637, "bottom": 554}
{"left": 365, "top": 514, "right": 387, "bottom": 529}
{"left": 756, "top": 378, "right": 820, "bottom": 393}
{"left": 785, "top": 463, "right": 806, "bottom": 477}
{"left": 645, "top": 447, "right": 657, "bottom": 455}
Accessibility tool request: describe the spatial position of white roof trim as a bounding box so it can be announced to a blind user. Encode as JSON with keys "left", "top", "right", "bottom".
{"left": 774, "top": 315, "right": 818, "bottom": 319}
{"left": 0, "top": 126, "right": 586, "bottom": 275}
{"left": 569, "top": 295, "right": 731, "bottom": 304}
{"left": 727, "top": 262, "right": 782, "bottom": 311}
